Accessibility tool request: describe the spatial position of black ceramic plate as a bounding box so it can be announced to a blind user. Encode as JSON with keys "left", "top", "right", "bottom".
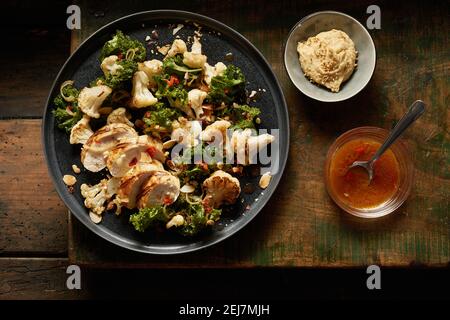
{"left": 43, "top": 10, "right": 289, "bottom": 254}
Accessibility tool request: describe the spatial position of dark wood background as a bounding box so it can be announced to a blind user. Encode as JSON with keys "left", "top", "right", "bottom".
{"left": 0, "top": 0, "right": 448, "bottom": 299}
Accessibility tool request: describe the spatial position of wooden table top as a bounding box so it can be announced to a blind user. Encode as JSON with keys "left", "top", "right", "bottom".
{"left": 67, "top": 0, "right": 449, "bottom": 267}
{"left": 0, "top": 1, "right": 448, "bottom": 287}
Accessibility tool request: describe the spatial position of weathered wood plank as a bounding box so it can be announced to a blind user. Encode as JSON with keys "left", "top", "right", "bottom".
{"left": 65, "top": 0, "right": 449, "bottom": 267}
{"left": 0, "top": 258, "right": 87, "bottom": 300}
{"left": 0, "top": 0, "right": 71, "bottom": 118}
{"left": 0, "top": 120, "right": 67, "bottom": 255}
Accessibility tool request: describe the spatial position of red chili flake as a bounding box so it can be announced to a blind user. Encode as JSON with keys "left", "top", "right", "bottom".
{"left": 117, "top": 52, "right": 123, "bottom": 60}
{"left": 204, "top": 204, "right": 212, "bottom": 214}
{"left": 163, "top": 196, "right": 173, "bottom": 205}
{"left": 202, "top": 198, "right": 212, "bottom": 213}
{"left": 146, "top": 146, "right": 157, "bottom": 158}
{"left": 164, "top": 75, "right": 180, "bottom": 87}
{"left": 144, "top": 111, "right": 151, "bottom": 118}
{"left": 129, "top": 157, "right": 138, "bottom": 167}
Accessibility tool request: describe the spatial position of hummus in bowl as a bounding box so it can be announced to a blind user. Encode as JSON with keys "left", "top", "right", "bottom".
{"left": 284, "top": 11, "right": 376, "bottom": 102}
{"left": 297, "top": 29, "right": 357, "bottom": 92}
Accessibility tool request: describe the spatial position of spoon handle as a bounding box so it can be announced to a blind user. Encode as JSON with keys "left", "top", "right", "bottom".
{"left": 371, "top": 100, "right": 426, "bottom": 163}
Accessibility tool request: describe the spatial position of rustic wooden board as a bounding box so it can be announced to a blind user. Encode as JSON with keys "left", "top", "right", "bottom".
{"left": 0, "top": 258, "right": 87, "bottom": 299}
{"left": 62, "top": 0, "right": 449, "bottom": 267}
{"left": 0, "top": 1, "right": 71, "bottom": 118}
{"left": 0, "top": 120, "right": 67, "bottom": 255}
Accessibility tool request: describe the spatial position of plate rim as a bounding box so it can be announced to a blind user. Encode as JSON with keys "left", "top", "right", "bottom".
{"left": 42, "top": 9, "right": 290, "bottom": 255}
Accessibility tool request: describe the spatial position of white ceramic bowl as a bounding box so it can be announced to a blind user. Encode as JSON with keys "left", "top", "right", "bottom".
{"left": 284, "top": 11, "right": 376, "bottom": 102}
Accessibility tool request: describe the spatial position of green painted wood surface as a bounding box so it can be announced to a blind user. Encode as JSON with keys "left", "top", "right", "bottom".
{"left": 68, "top": 0, "right": 449, "bottom": 267}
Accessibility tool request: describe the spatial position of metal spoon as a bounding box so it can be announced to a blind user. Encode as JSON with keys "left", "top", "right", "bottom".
{"left": 348, "top": 100, "right": 426, "bottom": 182}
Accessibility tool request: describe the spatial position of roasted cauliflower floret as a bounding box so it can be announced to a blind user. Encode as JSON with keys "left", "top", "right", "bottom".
{"left": 246, "top": 133, "right": 275, "bottom": 164}
{"left": 70, "top": 115, "right": 93, "bottom": 145}
{"left": 183, "top": 36, "right": 207, "bottom": 68}
{"left": 129, "top": 71, "right": 158, "bottom": 108}
{"left": 230, "top": 129, "right": 275, "bottom": 165}
{"left": 201, "top": 120, "right": 231, "bottom": 143}
{"left": 166, "top": 214, "right": 185, "bottom": 229}
{"left": 203, "top": 170, "right": 241, "bottom": 208}
{"left": 107, "top": 107, "right": 133, "bottom": 127}
{"left": 78, "top": 85, "right": 112, "bottom": 118}
{"left": 171, "top": 119, "right": 202, "bottom": 147}
{"left": 100, "top": 55, "right": 123, "bottom": 76}
{"left": 188, "top": 89, "right": 207, "bottom": 118}
{"left": 203, "top": 62, "right": 227, "bottom": 85}
{"left": 230, "top": 129, "right": 253, "bottom": 164}
{"left": 138, "top": 59, "right": 163, "bottom": 87}
{"left": 166, "top": 39, "right": 187, "bottom": 58}
{"left": 81, "top": 178, "right": 119, "bottom": 215}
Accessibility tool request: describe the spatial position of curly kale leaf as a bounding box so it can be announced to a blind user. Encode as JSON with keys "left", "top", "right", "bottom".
{"left": 100, "top": 30, "right": 146, "bottom": 62}
{"left": 217, "top": 104, "right": 261, "bottom": 130}
{"left": 209, "top": 64, "right": 246, "bottom": 104}
{"left": 178, "top": 205, "right": 207, "bottom": 236}
{"left": 143, "top": 102, "right": 181, "bottom": 130}
{"left": 178, "top": 164, "right": 211, "bottom": 182}
{"left": 177, "top": 201, "right": 222, "bottom": 237}
{"left": 231, "top": 104, "right": 261, "bottom": 129}
{"left": 163, "top": 55, "right": 202, "bottom": 77}
{"left": 52, "top": 84, "right": 82, "bottom": 133}
{"left": 104, "top": 59, "right": 137, "bottom": 89}
{"left": 129, "top": 196, "right": 222, "bottom": 236}
{"left": 154, "top": 75, "right": 188, "bottom": 109}
{"left": 129, "top": 206, "right": 169, "bottom": 232}
{"left": 209, "top": 208, "right": 222, "bottom": 222}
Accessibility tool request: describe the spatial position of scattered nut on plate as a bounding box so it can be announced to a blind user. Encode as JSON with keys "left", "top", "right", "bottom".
{"left": 63, "top": 174, "right": 77, "bottom": 186}
{"left": 259, "top": 172, "right": 272, "bottom": 189}
{"left": 72, "top": 164, "right": 81, "bottom": 174}
{"left": 89, "top": 211, "right": 102, "bottom": 224}
{"left": 180, "top": 184, "right": 196, "bottom": 193}
{"left": 162, "top": 139, "right": 177, "bottom": 149}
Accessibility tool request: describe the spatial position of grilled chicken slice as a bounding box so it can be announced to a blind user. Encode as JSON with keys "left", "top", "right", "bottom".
{"left": 137, "top": 135, "right": 166, "bottom": 163}
{"left": 136, "top": 172, "right": 180, "bottom": 209}
{"left": 105, "top": 134, "right": 166, "bottom": 177}
{"left": 105, "top": 143, "right": 148, "bottom": 177}
{"left": 81, "top": 123, "right": 138, "bottom": 172}
{"left": 116, "top": 161, "right": 164, "bottom": 209}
